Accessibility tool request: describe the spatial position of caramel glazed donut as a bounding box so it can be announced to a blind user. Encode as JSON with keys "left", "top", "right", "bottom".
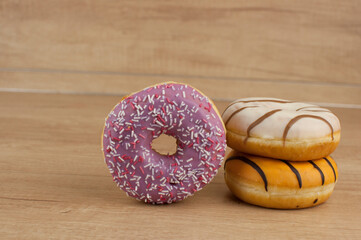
{"left": 224, "top": 151, "right": 338, "bottom": 209}
{"left": 102, "top": 82, "right": 226, "bottom": 204}
{"left": 222, "top": 97, "right": 341, "bottom": 161}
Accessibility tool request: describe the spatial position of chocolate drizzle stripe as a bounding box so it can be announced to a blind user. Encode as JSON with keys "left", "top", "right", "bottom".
{"left": 244, "top": 109, "right": 282, "bottom": 143}
{"left": 308, "top": 161, "right": 325, "bottom": 185}
{"left": 283, "top": 115, "right": 334, "bottom": 145}
{"left": 281, "top": 160, "right": 302, "bottom": 188}
{"left": 224, "top": 106, "right": 258, "bottom": 126}
{"left": 324, "top": 157, "right": 337, "bottom": 182}
{"left": 224, "top": 156, "right": 236, "bottom": 169}
{"left": 225, "top": 156, "right": 268, "bottom": 191}
{"left": 222, "top": 99, "right": 292, "bottom": 116}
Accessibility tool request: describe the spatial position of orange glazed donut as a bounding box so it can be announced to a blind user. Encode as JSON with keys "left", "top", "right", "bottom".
{"left": 224, "top": 151, "right": 338, "bottom": 209}
{"left": 222, "top": 97, "right": 341, "bottom": 161}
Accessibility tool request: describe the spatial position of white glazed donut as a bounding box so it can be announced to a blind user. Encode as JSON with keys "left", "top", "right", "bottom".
{"left": 222, "top": 97, "right": 341, "bottom": 161}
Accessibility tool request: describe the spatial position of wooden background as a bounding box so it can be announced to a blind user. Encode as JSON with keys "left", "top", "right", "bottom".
{"left": 1, "top": 1, "right": 361, "bottom": 239}
{"left": 1, "top": 0, "right": 361, "bottom": 104}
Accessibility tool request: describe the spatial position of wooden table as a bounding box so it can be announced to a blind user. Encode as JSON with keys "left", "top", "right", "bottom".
{"left": 1, "top": 0, "right": 361, "bottom": 238}
{"left": 1, "top": 91, "right": 360, "bottom": 239}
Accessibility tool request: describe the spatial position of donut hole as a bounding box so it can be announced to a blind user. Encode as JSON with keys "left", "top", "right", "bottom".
{"left": 151, "top": 134, "right": 177, "bottom": 155}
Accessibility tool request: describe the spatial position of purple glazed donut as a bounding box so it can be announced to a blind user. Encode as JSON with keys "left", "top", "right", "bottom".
{"left": 102, "top": 82, "right": 226, "bottom": 204}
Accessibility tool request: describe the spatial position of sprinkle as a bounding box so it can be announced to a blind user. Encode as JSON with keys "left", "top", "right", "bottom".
{"left": 166, "top": 98, "right": 173, "bottom": 105}
{"left": 207, "top": 102, "right": 212, "bottom": 112}
{"left": 155, "top": 120, "right": 164, "bottom": 127}
{"left": 157, "top": 115, "right": 166, "bottom": 124}
{"left": 112, "top": 137, "right": 120, "bottom": 141}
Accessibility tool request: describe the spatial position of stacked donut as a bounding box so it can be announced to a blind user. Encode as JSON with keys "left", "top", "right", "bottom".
{"left": 222, "top": 97, "right": 341, "bottom": 209}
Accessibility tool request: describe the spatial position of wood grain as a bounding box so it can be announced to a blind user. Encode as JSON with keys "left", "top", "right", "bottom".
{"left": 1, "top": 0, "right": 361, "bottom": 238}
{"left": 1, "top": 0, "right": 361, "bottom": 85}
{"left": 0, "top": 92, "right": 360, "bottom": 239}
{"left": 1, "top": 71, "right": 361, "bottom": 105}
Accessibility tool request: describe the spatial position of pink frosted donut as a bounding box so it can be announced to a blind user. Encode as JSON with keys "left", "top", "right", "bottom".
{"left": 102, "top": 82, "right": 226, "bottom": 204}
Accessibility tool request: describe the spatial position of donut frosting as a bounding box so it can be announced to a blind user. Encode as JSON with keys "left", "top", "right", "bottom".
{"left": 222, "top": 97, "right": 341, "bottom": 141}
{"left": 225, "top": 153, "right": 338, "bottom": 189}
{"left": 102, "top": 82, "right": 226, "bottom": 204}
{"left": 224, "top": 151, "right": 338, "bottom": 209}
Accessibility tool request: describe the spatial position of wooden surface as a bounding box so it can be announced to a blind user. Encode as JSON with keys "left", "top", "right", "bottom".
{"left": 1, "top": 0, "right": 361, "bottom": 238}
{"left": 0, "top": 92, "right": 361, "bottom": 239}
{"left": 1, "top": 0, "right": 361, "bottom": 87}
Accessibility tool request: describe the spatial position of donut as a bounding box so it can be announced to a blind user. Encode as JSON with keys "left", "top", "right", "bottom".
{"left": 224, "top": 151, "right": 338, "bottom": 209}
{"left": 102, "top": 82, "right": 226, "bottom": 204}
{"left": 222, "top": 97, "right": 341, "bottom": 161}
